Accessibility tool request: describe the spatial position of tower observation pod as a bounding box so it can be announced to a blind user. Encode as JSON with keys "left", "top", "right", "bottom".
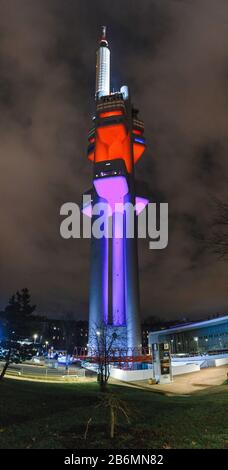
{"left": 95, "top": 26, "right": 110, "bottom": 99}
{"left": 83, "top": 27, "right": 149, "bottom": 356}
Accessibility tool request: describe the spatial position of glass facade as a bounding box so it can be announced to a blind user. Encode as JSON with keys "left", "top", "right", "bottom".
{"left": 149, "top": 316, "right": 228, "bottom": 355}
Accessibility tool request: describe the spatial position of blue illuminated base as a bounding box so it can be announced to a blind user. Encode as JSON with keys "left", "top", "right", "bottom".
{"left": 88, "top": 324, "right": 128, "bottom": 356}
{"left": 106, "top": 325, "right": 128, "bottom": 353}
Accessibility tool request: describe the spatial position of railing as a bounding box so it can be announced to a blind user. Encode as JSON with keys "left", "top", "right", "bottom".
{"left": 96, "top": 97, "right": 126, "bottom": 113}
{"left": 73, "top": 346, "right": 151, "bottom": 358}
{"left": 4, "top": 364, "right": 86, "bottom": 380}
{"left": 133, "top": 118, "right": 144, "bottom": 131}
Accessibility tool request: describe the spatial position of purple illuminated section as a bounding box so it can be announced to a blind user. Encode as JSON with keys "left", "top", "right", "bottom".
{"left": 94, "top": 176, "right": 129, "bottom": 213}
{"left": 92, "top": 177, "right": 148, "bottom": 327}
{"left": 112, "top": 212, "right": 125, "bottom": 326}
{"left": 94, "top": 176, "right": 128, "bottom": 327}
{"left": 135, "top": 196, "right": 149, "bottom": 215}
{"left": 103, "top": 234, "right": 109, "bottom": 325}
{"left": 82, "top": 203, "right": 92, "bottom": 217}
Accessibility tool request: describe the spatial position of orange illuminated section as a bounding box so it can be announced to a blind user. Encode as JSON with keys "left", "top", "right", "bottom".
{"left": 133, "top": 142, "right": 145, "bottom": 164}
{"left": 87, "top": 135, "right": 95, "bottom": 162}
{"left": 95, "top": 121, "right": 133, "bottom": 172}
{"left": 132, "top": 128, "right": 145, "bottom": 163}
{"left": 87, "top": 104, "right": 145, "bottom": 168}
{"left": 88, "top": 150, "right": 95, "bottom": 162}
{"left": 132, "top": 129, "right": 142, "bottom": 136}
{"left": 99, "top": 110, "right": 123, "bottom": 118}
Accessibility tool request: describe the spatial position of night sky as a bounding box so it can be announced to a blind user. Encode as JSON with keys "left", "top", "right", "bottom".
{"left": 1, "top": 0, "right": 228, "bottom": 321}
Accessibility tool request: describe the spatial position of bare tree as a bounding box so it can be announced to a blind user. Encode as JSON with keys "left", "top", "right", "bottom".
{"left": 89, "top": 322, "right": 126, "bottom": 390}
{"left": 0, "top": 288, "right": 37, "bottom": 382}
{"left": 84, "top": 392, "right": 131, "bottom": 440}
{"left": 0, "top": 325, "right": 12, "bottom": 381}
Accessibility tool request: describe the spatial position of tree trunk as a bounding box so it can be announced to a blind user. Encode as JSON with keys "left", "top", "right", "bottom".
{"left": 100, "top": 379, "right": 107, "bottom": 392}
{"left": 0, "top": 345, "right": 11, "bottom": 382}
{"left": 110, "top": 406, "right": 115, "bottom": 439}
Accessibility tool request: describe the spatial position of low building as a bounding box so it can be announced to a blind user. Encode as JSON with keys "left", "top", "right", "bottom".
{"left": 43, "top": 319, "right": 88, "bottom": 352}
{"left": 148, "top": 315, "right": 228, "bottom": 354}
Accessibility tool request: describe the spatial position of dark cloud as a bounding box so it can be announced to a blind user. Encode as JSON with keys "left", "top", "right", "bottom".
{"left": 1, "top": 0, "right": 228, "bottom": 320}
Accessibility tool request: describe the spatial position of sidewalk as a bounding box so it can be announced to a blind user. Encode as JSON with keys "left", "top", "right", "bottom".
{"left": 111, "top": 365, "right": 228, "bottom": 395}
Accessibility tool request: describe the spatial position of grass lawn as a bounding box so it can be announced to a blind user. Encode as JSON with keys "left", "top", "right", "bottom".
{"left": 0, "top": 378, "right": 227, "bottom": 449}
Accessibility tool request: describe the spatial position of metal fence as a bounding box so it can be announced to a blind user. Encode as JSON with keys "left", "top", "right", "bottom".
{"left": 3, "top": 364, "right": 86, "bottom": 379}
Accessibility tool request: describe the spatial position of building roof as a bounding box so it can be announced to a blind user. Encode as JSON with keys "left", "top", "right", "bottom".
{"left": 149, "top": 315, "right": 228, "bottom": 337}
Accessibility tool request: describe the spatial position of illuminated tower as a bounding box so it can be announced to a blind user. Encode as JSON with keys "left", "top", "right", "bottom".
{"left": 83, "top": 27, "right": 148, "bottom": 353}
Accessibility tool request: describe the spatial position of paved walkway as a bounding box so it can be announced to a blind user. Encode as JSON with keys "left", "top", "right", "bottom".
{"left": 111, "top": 365, "right": 228, "bottom": 395}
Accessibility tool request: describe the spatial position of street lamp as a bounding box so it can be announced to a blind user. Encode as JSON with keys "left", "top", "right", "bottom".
{"left": 45, "top": 341, "right": 49, "bottom": 351}
{"left": 33, "top": 334, "right": 38, "bottom": 344}
{"left": 170, "top": 339, "right": 174, "bottom": 354}
{"left": 194, "top": 337, "right": 199, "bottom": 353}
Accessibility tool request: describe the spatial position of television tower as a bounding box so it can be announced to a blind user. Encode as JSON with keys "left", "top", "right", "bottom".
{"left": 83, "top": 27, "right": 148, "bottom": 353}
